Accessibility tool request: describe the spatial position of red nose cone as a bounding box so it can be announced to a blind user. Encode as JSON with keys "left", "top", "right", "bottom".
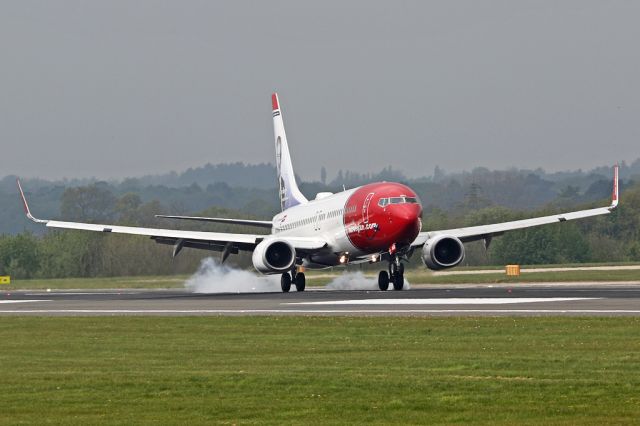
{"left": 389, "top": 204, "right": 422, "bottom": 245}
{"left": 343, "top": 182, "right": 422, "bottom": 253}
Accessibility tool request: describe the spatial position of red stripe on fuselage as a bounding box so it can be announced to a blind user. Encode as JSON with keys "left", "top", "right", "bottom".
{"left": 343, "top": 182, "right": 422, "bottom": 253}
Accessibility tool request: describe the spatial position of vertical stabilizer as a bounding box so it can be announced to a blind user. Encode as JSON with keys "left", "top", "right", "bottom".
{"left": 272, "top": 93, "right": 308, "bottom": 211}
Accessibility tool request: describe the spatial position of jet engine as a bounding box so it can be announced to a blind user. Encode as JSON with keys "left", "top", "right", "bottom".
{"left": 422, "top": 235, "right": 465, "bottom": 270}
{"left": 252, "top": 239, "right": 296, "bottom": 274}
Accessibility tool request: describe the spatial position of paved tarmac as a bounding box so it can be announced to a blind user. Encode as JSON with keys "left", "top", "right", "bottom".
{"left": 1, "top": 283, "right": 640, "bottom": 316}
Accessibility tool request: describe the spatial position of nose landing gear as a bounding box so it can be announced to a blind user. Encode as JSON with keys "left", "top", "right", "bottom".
{"left": 378, "top": 256, "right": 404, "bottom": 291}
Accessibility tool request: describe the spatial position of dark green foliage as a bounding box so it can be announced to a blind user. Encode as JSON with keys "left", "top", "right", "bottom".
{"left": 0, "top": 233, "right": 40, "bottom": 278}
{"left": 60, "top": 183, "right": 117, "bottom": 222}
{"left": 490, "top": 223, "right": 591, "bottom": 265}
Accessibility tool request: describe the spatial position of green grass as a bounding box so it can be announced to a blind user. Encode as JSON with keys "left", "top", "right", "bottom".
{"left": 1, "top": 316, "right": 639, "bottom": 425}
{"left": 2, "top": 275, "right": 188, "bottom": 290}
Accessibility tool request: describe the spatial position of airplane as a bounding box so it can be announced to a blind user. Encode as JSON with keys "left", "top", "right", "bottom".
{"left": 18, "top": 93, "right": 620, "bottom": 293}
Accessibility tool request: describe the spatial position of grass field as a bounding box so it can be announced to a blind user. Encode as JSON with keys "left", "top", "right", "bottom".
{"left": 2, "top": 275, "right": 187, "bottom": 290}
{"left": 1, "top": 317, "right": 639, "bottom": 425}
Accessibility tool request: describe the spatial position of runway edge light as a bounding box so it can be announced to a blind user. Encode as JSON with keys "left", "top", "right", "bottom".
{"left": 0, "top": 276, "right": 10, "bottom": 285}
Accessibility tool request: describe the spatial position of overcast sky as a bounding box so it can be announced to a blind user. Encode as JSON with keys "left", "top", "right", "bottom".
{"left": 1, "top": 1, "right": 639, "bottom": 181}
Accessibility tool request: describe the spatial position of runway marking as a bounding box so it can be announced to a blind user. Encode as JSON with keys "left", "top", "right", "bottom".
{"left": 0, "top": 300, "right": 51, "bottom": 304}
{"left": 1, "top": 309, "right": 639, "bottom": 315}
{"left": 25, "top": 292, "right": 141, "bottom": 296}
{"left": 287, "top": 297, "right": 598, "bottom": 305}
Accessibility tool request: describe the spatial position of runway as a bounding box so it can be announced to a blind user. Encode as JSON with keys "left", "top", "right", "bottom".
{"left": 2, "top": 283, "right": 640, "bottom": 316}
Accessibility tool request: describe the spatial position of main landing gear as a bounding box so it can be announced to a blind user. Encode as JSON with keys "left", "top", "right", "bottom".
{"left": 281, "top": 269, "right": 306, "bottom": 293}
{"left": 378, "top": 257, "right": 404, "bottom": 291}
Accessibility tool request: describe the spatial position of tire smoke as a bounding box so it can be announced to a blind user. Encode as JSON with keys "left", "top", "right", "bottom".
{"left": 185, "top": 258, "right": 411, "bottom": 293}
{"left": 185, "top": 257, "right": 282, "bottom": 293}
{"left": 325, "top": 271, "right": 411, "bottom": 291}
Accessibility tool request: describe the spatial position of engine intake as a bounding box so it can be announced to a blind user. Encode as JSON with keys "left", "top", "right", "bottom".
{"left": 422, "top": 235, "right": 465, "bottom": 270}
{"left": 252, "top": 239, "right": 296, "bottom": 274}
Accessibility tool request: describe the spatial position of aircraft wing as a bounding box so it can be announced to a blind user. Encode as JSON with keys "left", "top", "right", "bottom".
{"left": 155, "top": 214, "right": 273, "bottom": 228}
{"left": 17, "top": 180, "right": 325, "bottom": 257}
{"left": 412, "top": 165, "right": 619, "bottom": 247}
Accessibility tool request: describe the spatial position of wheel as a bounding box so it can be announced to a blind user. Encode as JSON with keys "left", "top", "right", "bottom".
{"left": 281, "top": 272, "right": 291, "bottom": 293}
{"left": 295, "top": 272, "right": 306, "bottom": 292}
{"left": 392, "top": 270, "right": 404, "bottom": 291}
{"left": 378, "top": 271, "right": 389, "bottom": 291}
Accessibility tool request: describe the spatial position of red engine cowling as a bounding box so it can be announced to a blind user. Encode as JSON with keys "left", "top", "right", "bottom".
{"left": 421, "top": 235, "right": 465, "bottom": 270}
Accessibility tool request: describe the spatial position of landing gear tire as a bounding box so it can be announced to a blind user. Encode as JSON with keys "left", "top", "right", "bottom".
{"left": 391, "top": 262, "right": 404, "bottom": 291}
{"left": 295, "top": 272, "right": 306, "bottom": 292}
{"left": 378, "top": 271, "right": 389, "bottom": 291}
{"left": 392, "top": 271, "right": 404, "bottom": 291}
{"left": 281, "top": 272, "right": 291, "bottom": 293}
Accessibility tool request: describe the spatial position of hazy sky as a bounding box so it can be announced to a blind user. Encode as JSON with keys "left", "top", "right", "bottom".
{"left": 1, "top": 1, "right": 639, "bottom": 181}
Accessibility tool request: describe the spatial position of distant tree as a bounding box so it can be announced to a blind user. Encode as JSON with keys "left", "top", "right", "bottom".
{"left": 115, "top": 193, "right": 143, "bottom": 225}
{"left": 60, "top": 184, "right": 116, "bottom": 222}
{"left": 559, "top": 185, "right": 580, "bottom": 199}
{"left": 490, "top": 222, "right": 590, "bottom": 265}
{"left": 320, "top": 166, "right": 327, "bottom": 185}
{"left": 0, "top": 233, "right": 40, "bottom": 278}
{"left": 463, "top": 183, "right": 491, "bottom": 211}
{"left": 433, "top": 165, "right": 446, "bottom": 182}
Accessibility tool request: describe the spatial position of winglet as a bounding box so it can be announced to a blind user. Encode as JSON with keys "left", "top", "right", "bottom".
{"left": 16, "top": 179, "right": 47, "bottom": 223}
{"left": 610, "top": 164, "right": 619, "bottom": 210}
{"left": 272, "top": 93, "right": 279, "bottom": 111}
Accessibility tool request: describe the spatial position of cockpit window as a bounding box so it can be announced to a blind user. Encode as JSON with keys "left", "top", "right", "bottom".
{"left": 378, "top": 196, "right": 420, "bottom": 206}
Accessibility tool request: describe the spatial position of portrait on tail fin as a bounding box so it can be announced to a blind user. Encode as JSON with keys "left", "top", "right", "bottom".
{"left": 272, "top": 93, "right": 308, "bottom": 211}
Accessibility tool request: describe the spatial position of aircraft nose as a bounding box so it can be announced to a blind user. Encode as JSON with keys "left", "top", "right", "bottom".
{"left": 390, "top": 205, "right": 422, "bottom": 244}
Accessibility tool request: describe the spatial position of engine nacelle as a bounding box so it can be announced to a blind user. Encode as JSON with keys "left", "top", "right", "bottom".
{"left": 422, "top": 235, "right": 465, "bottom": 270}
{"left": 252, "top": 239, "right": 296, "bottom": 274}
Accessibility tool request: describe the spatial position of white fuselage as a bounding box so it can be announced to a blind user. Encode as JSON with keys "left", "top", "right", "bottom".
{"left": 270, "top": 189, "right": 357, "bottom": 267}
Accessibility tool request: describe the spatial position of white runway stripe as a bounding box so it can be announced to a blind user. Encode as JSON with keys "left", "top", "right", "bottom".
{"left": 287, "top": 297, "right": 598, "bottom": 305}
{"left": 25, "top": 292, "right": 140, "bottom": 296}
{"left": 0, "top": 300, "right": 51, "bottom": 304}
